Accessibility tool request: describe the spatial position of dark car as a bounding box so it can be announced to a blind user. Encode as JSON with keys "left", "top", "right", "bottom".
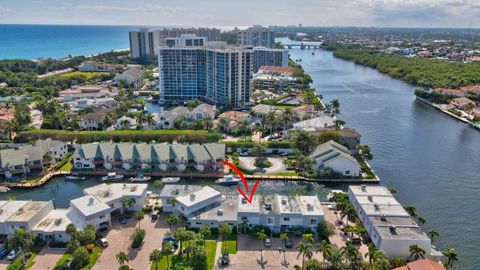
{"left": 119, "top": 216, "right": 128, "bottom": 225}
{"left": 0, "top": 247, "right": 9, "bottom": 259}
{"left": 162, "top": 235, "right": 179, "bottom": 249}
{"left": 221, "top": 252, "right": 229, "bottom": 265}
{"left": 284, "top": 239, "right": 293, "bottom": 248}
{"left": 351, "top": 237, "right": 362, "bottom": 245}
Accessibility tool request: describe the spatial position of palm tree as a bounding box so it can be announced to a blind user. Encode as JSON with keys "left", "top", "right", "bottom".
{"left": 166, "top": 214, "right": 182, "bottom": 232}
{"left": 390, "top": 257, "right": 406, "bottom": 268}
{"left": 404, "top": 205, "right": 417, "bottom": 217}
{"left": 409, "top": 244, "right": 426, "bottom": 261}
{"left": 330, "top": 99, "right": 341, "bottom": 116}
{"left": 416, "top": 216, "right": 426, "bottom": 225}
{"left": 161, "top": 242, "right": 174, "bottom": 270}
{"left": 199, "top": 226, "right": 211, "bottom": 247}
{"left": 121, "top": 198, "right": 134, "bottom": 214}
{"left": 145, "top": 113, "right": 156, "bottom": 130}
{"left": 442, "top": 248, "right": 459, "bottom": 270}
{"left": 257, "top": 229, "right": 267, "bottom": 261}
{"left": 365, "top": 243, "right": 378, "bottom": 270}
{"left": 282, "top": 108, "right": 296, "bottom": 131}
{"left": 136, "top": 113, "right": 146, "bottom": 129}
{"left": 340, "top": 240, "right": 360, "bottom": 268}
{"left": 153, "top": 180, "right": 163, "bottom": 201}
{"left": 304, "top": 258, "right": 322, "bottom": 270}
{"left": 427, "top": 229, "right": 439, "bottom": 243}
{"left": 315, "top": 240, "right": 331, "bottom": 268}
{"left": 237, "top": 120, "right": 250, "bottom": 142}
{"left": 280, "top": 233, "right": 289, "bottom": 263}
{"left": 116, "top": 251, "right": 129, "bottom": 266}
{"left": 219, "top": 223, "right": 232, "bottom": 251}
{"left": 7, "top": 229, "right": 34, "bottom": 265}
{"left": 296, "top": 241, "right": 313, "bottom": 269}
{"left": 149, "top": 249, "right": 163, "bottom": 270}
{"left": 134, "top": 211, "right": 145, "bottom": 229}
{"left": 326, "top": 247, "right": 343, "bottom": 269}
{"left": 334, "top": 119, "right": 345, "bottom": 130}
{"left": 302, "top": 233, "right": 314, "bottom": 244}
{"left": 340, "top": 204, "right": 356, "bottom": 226}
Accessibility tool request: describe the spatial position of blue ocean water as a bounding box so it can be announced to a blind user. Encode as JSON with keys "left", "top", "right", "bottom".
{"left": 0, "top": 24, "right": 145, "bottom": 60}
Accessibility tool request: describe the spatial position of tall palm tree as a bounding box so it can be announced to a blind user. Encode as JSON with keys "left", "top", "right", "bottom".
{"left": 149, "top": 249, "right": 162, "bottom": 270}
{"left": 296, "top": 241, "right": 313, "bottom": 270}
{"left": 134, "top": 211, "right": 145, "bottom": 229}
{"left": 257, "top": 229, "right": 267, "bottom": 261}
{"left": 330, "top": 99, "right": 341, "bottom": 116}
{"left": 442, "top": 248, "right": 459, "bottom": 270}
{"left": 409, "top": 244, "right": 426, "bottom": 261}
{"left": 166, "top": 214, "right": 182, "bottom": 232}
{"left": 161, "top": 242, "right": 174, "bottom": 270}
{"left": 7, "top": 229, "right": 34, "bottom": 265}
{"left": 416, "top": 216, "right": 426, "bottom": 225}
{"left": 116, "top": 251, "right": 129, "bottom": 266}
{"left": 365, "top": 243, "right": 378, "bottom": 270}
{"left": 145, "top": 113, "right": 156, "bottom": 130}
{"left": 390, "top": 257, "right": 406, "bottom": 268}
{"left": 340, "top": 204, "right": 356, "bottom": 226}
{"left": 302, "top": 233, "right": 314, "bottom": 244}
{"left": 121, "top": 198, "right": 134, "bottom": 213}
{"left": 340, "top": 240, "right": 360, "bottom": 268}
{"left": 404, "top": 205, "right": 417, "bottom": 217}
{"left": 219, "top": 223, "right": 232, "bottom": 251}
{"left": 152, "top": 180, "right": 163, "bottom": 201}
{"left": 304, "top": 258, "right": 322, "bottom": 270}
{"left": 326, "top": 247, "right": 343, "bottom": 269}
{"left": 237, "top": 120, "right": 250, "bottom": 142}
{"left": 427, "top": 229, "right": 439, "bottom": 243}
{"left": 282, "top": 108, "right": 296, "bottom": 132}
{"left": 136, "top": 113, "right": 146, "bottom": 129}
{"left": 315, "top": 240, "right": 331, "bottom": 268}
{"left": 280, "top": 233, "right": 289, "bottom": 263}
{"left": 199, "top": 226, "right": 211, "bottom": 248}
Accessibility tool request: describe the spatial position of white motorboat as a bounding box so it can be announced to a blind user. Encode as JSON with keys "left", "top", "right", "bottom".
{"left": 217, "top": 175, "right": 241, "bottom": 186}
{"left": 66, "top": 175, "right": 86, "bottom": 181}
{"left": 130, "top": 174, "right": 151, "bottom": 182}
{"left": 161, "top": 177, "right": 181, "bottom": 184}
{"left": 101, "top": 172, "right": 124, "bottom": 181}
{"left": 0, "top": 186, "right": 10, "bottom": 193}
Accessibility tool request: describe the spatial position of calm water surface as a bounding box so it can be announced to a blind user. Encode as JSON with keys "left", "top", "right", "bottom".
{"left": 285, "top": 43, "right": 478, "bottom": 269}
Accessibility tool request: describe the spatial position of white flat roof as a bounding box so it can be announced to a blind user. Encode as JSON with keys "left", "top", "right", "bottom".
{"left": 237, "top": 195, "right": 260, "bottom": 214}
{"left": 277, "top": 195, "right": 302, "bottom": 215}
{"left": 32, "top": 209, "right": 73, "bottom": 233}
{"left": 189, "top": 199, "right": 238, "bottom": 223}
{"left": 159, "top": 185, "right": 203, "bottom": 198}
{"left": 70, "top": 195, "right": 111, "bottom": 217}
{"left": 349, "top": 185, "right": 393, "bottom": 197}
{"left": 0, "top": 200, "right": 29, "bottom": 223}
{"left": 6, "top": 201, "right": 51, "bottom": 223}
{"left": 84, "top": 183, "right": 148, "bottom": 203}
{"left": 356, "top": 196, "right": 401, "bottom": 206}
{"left": 298, "top": 196, "right": 324, "bottom": 216}
{"left": 175, "top": 186, "right": 221, "bottom": 208}
{"left": 374, "top": 226, "right": 430, "bottom": 241}
{"left": 361, "top": 203, "right": 410, "bottom": 217}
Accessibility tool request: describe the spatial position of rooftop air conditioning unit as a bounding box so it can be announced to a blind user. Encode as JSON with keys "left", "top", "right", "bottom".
{"left": 217, "top": 209, "right": 224, "bottom": 216}
{"left": 190, "top": 194, "right": 196, "bottom": 201}
{"left": 360, "top": 184, "right": 367, "bottom": 191}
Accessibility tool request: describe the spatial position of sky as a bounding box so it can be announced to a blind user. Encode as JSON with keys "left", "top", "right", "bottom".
{"left": 1, "top": 0, "right": 480, "bottom": 28}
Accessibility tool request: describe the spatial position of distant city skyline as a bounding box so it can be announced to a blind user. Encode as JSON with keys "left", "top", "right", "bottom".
{"left": 1, "top": 0, "right": 480, "bottom": 29}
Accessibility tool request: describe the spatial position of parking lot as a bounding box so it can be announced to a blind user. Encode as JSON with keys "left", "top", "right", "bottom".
{"left": 92, "top": 212, "right": 170, "bottom": 270}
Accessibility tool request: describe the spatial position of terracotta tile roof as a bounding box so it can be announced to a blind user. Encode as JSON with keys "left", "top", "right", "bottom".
{"left": 258, "top": 65, "right": 295, "bottom": 74}
{"left": 460, "top": 85, "right": 480, "bottom": 93}
{"left": 393, "top": 259, "right": 444, "bottom": 270}
{"left": 432, "top": 88, "right": 464, "bottom": 95}
{"left": 0, "top": 106, "right": 14, "bottom": 121}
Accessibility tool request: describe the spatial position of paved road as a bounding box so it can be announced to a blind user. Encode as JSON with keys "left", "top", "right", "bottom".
{"left": 239, "top": 157, "right": 286, "bottom": 174}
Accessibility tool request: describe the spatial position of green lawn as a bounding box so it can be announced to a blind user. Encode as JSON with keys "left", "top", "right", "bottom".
{"left": 53, "top": 253, "right": 71, "bottom": 270}
{"left": 7, "top": 245, "right": 43, "bottom": 270}
{"left": 205, "top": 240, "right": 217, "bottom": 270}
{"left": 274, "top": 171, "right": 299, "bottom": 177}
{"left": 220, "top": 234, "right": 237, "bottom": 254}
{"left": 274, "top": 104, "right": 299, "bottom": 109}
{"left": 56, "top": 71, "right": 109, "bottom": 80}
{"left": 58, "top": 156, "right": 73, "bottom": 172}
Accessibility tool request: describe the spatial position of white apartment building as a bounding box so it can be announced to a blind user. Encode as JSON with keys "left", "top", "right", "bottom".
{"left": 83, "top": 183, "right": 148, "bottom": 213}
{"left": 237, "top": 25, "right": 275, "bottom": 48}
{"left": 70, "top": 195, "right": 112, "bottom": 231}
{"left": 174, "top": 186, "right": 222, "bottom": 216}
{"left": 348, "top": 185, "right": 432, "bottom": 259}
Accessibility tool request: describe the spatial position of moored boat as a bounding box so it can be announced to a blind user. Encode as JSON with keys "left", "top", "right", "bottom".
{"left": 161, "top": 177, "right": 181, "bottom": 184}
{"left": 66, "top": 175, "right": 86, "bottom": 181}
{"left": 101, "top": 172, "right": 124, "bottom": 181}
{"left": 130, "top": 174, "right": 151, "bottom": 182}
{"left": 0, "top": 186, "right": 10, "bottom": 193}
{"left": 217, "top": 175, "right": 241, "bottom": 186}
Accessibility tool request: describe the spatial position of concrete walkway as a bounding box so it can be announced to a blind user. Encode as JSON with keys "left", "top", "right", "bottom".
{"left": 213, "top": 235, "right": 223, "bottom": 268}
{"left": 30, "top": 247, "right": 66, "bottom": 270}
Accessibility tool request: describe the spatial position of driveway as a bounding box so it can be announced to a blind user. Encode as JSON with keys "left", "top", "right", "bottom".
{"left": 239, "top": 157, "right": 286, "bottom": 174}
{"left": 92, "top": 213, "right": 170, "bottom": 270}
{"left": 30, "top": 247, "right": 66, "bottom": 270}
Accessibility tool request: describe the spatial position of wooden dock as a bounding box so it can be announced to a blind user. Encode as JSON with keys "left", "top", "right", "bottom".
{"left": 2, "top": 171, "right": 71, "bottom": 189}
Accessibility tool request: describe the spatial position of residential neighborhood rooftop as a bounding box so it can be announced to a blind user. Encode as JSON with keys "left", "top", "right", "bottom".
{"left": 175, "top": 186, "right": 221, "bottom": 208}
{"left": 6, "top": 201, "right": 51, "bottom": 222}
{"left": 349, "top": 185, "right": 393, "bottom": 197}
{"left": 70, "top": 195, "right": 111, "bottom": 218}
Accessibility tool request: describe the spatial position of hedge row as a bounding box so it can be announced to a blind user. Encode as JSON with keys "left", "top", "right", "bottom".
{"left": 225, "top": 141, "right": 293, "bottom": 149}
{"left": 15, "top": 129, "right": 215, "bottom": 144}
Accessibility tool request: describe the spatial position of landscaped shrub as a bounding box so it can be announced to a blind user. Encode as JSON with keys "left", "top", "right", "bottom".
{"left": 49, "top": 241, "right": 68, "bottom": 248}
{"left": 131, "top": 228, "right": 146, "bottom": 248}
{"left": 154, "top": 206, "right": 163, "bottom": 212}
{"left": 142, "top": 206, "right": 153, "bottom": 213}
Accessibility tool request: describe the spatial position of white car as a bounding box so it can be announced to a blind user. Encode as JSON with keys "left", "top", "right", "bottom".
{"left": 99, "top": 238, "right": 109, "bottom": 247}
{"left": 7, "top": 249, "right": 19, "bottom": 261}
{"left": 264, "top": 238, "right": 272, "bottom": 247}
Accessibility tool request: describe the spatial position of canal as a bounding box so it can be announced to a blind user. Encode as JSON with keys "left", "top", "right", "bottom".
{"left": 285, "top": 43, "right": 478, "bottom": 269}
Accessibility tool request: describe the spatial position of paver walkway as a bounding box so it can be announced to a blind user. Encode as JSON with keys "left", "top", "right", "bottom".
{"left": 30, "top": 247, "right": 66, "bottom": 270}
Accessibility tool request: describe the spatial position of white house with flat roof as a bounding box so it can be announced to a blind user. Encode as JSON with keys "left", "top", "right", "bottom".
{"left": 159, "top": 185, "right": 202, "bottom": 212}
{"left": 31, "top": 209, "right": 77, "bottom": 242}
{"left": 70, "top": 195, "right": 112, "bottom": 230}
{"left": 83, "top": 183, "right": 148, "bottom": 213}
{"left": 0, "top": 200, "right": 29, "bottom": 235}
{"left": 348, "top": 185, "right": 432, "bottom": 259}
{"left": 5, "top": 201, "right": 54, "bottom": 236}
{"left": 174, "top": 186, "right": 222, "bottom": 216}
{"left": 187, "top": 199, "right": 238, "bottom": 228}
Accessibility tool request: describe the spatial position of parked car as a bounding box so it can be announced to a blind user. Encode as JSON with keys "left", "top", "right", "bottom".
{"left": 99, "top": 238, "right": 109, "bottom": 247}
{"left": 119, "top": 216, "right": 128, "bottom": 225}
{"left": 264, "top": 238, "right": 272, "bottom": 247}
{"left": 239, "top": 152, "right": 248, "bottom": 156}
{"left": 279, "top": 152, "right": 288, "bottom": 157}
{"left": 7, "top": 249, "right": 20, "bottom": 261}
{"left": 284, "top": 238, "right": 293, "bottom": 248}
{"left": 0, "top": 246, "right": 9, "bottom": 259}
{"left": 162, "top": 235, "right": 179, "bottom": 249}
{"left": 220, "top": 252, "right": 229, "bottom": 265}
{"left": 350, "top": 237, "right": 362, "bottom": 245}
{"left": 151, "top": 210, "right": 159, "bottom": 220}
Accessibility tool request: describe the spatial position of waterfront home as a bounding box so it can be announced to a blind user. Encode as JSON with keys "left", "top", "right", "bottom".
{"left": 0, "top": 106, "right": 15, "bottom": 139}
{"left": 57, "top": 85, "right": 118, "bottom": 102}
{"left": 188, "top": 199, "right": 238, "bottom": 228}
{"left": 115, "top": 115, "right": 138, "bottom": 130}
{"left": 393, "top": 259, "right": 445, "bottom": 270}
{"left": 0, "top": 139, "right": 68, "bottom": 179}
{"left": 159, "top": 185, "right": 203, "bottom": 212}
{"left": 5, "top": 201, "right": 54, "bottom": 236}
{"left": 450, "top": 97, "right": 476, "bottom": 110}
{"left": 459, "top": 85, "right": 480, "bottom": 94}
{"left": 309, "top": 127, "right": 361, "bottom": 152}
{"left": 293, "top": 115, "right": 336, "bottom": 131}
{"left": 83, "top": 183, "right": 148, "bottom": 214}
{"left": 31, "top": 209, "right": 77, "bottom": 242}
{"left": 155, "top": 106, "right": 190, "bottom": 129}
{"left": 215, "top": 111, "right": 251, "bottom": 133}
{"left": 189, "top": 103, "right": 216, "bottom": 121}
{"left": 174, "top": 186, "right": 222, "bottom": 216}
{"left": 291, "top": 105, "right": 316, "bottom": 121}
{"left": 72, "top": 142, "right": 225, "bottom": 172}
{"left": 254, "top": 65, "right": 301, "bottom": 91}
{"left": 70, "top": 195, "right": 112, "bottom": 231}
{"left": 77, "top": 108, "right": 114, "bottom": 131}
{"left": 309, "top": 140, "right": 361, "bottom": 177}
{"left": 0, "top": 201, "right": 30, "bottom": 235}
{"left": 114, "top": 67, "right": 144, "bottom": 89}
{"left": 79, "top": 61, "right": 122, "bottom": 72}
{"left": 432, "top": 88, "right": 465, "bottom": 97}
{"left": 349, "top": 185, "right": 433, "bottom": 259}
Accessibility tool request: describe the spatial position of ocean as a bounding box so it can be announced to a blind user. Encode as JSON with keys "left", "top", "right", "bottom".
{"left": 0, "top": 24, "right": 149, "bottom": 60}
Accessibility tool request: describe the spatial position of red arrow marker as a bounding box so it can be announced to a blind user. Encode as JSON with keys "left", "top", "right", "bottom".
{"left": 221, "top": 160, "right": 260, "bottom": 204}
